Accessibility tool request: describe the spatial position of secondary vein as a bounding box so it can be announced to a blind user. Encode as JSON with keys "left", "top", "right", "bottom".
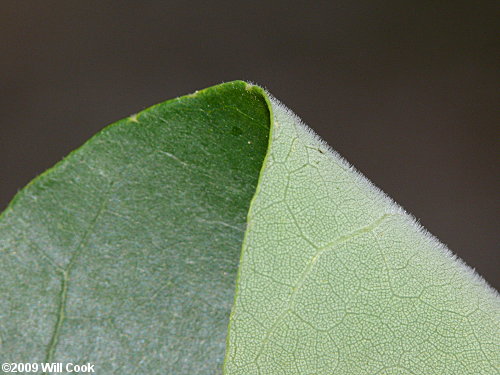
{"left": 43, "top": 182, "right": 113, "bottom": 366}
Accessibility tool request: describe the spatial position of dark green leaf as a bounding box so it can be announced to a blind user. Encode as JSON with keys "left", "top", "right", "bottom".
{"left": 1, "top": 81, "right": 498, "bottom": 374}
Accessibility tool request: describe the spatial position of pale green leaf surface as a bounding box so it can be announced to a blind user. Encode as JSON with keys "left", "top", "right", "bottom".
{"left": 224, "top": 96, "right": 500, "bottom": 374}
{"left": 0, "top": 81, "right": 498, "bottom": 374}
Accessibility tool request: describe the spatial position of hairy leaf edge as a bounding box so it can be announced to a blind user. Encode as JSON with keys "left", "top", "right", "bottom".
{"left": 223, "top": 81, "right": 499, "bottom": 372}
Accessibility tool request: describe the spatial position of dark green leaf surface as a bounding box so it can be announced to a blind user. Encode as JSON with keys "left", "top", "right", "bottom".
{"left": 0, "top": 82, "right": 270, "bottom": 373}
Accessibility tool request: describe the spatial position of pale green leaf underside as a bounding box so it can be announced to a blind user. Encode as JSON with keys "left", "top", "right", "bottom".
{"left": 225, "top": 95, "right": 500, "bottom": 374}
{"left": 1, "top": 81, "right": 498, "bottom": 374}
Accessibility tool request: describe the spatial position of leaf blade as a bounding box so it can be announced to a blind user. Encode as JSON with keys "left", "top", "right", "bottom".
{"left": 1, "top": 81, "right": 498, "bottom": 374}
{"left": 0, "top": 81, "right": 270, "bottom": 373}
{"left": 224, "top": 95, "right": 500, "bottom": 374}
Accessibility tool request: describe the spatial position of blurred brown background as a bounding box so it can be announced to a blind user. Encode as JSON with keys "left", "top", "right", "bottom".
{"left": 1, "top": 1, "right": 498, "bottom": 288}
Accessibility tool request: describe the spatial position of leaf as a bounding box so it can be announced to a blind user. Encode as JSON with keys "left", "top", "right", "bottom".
{"left": 225, "top": 95, "right": 500, "bottom": 374}
{"left": 0, "top": 82, "right": 270, "bottom": 373}
{"left": 1, "top": 81, "right": 498, "bottom": 374}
